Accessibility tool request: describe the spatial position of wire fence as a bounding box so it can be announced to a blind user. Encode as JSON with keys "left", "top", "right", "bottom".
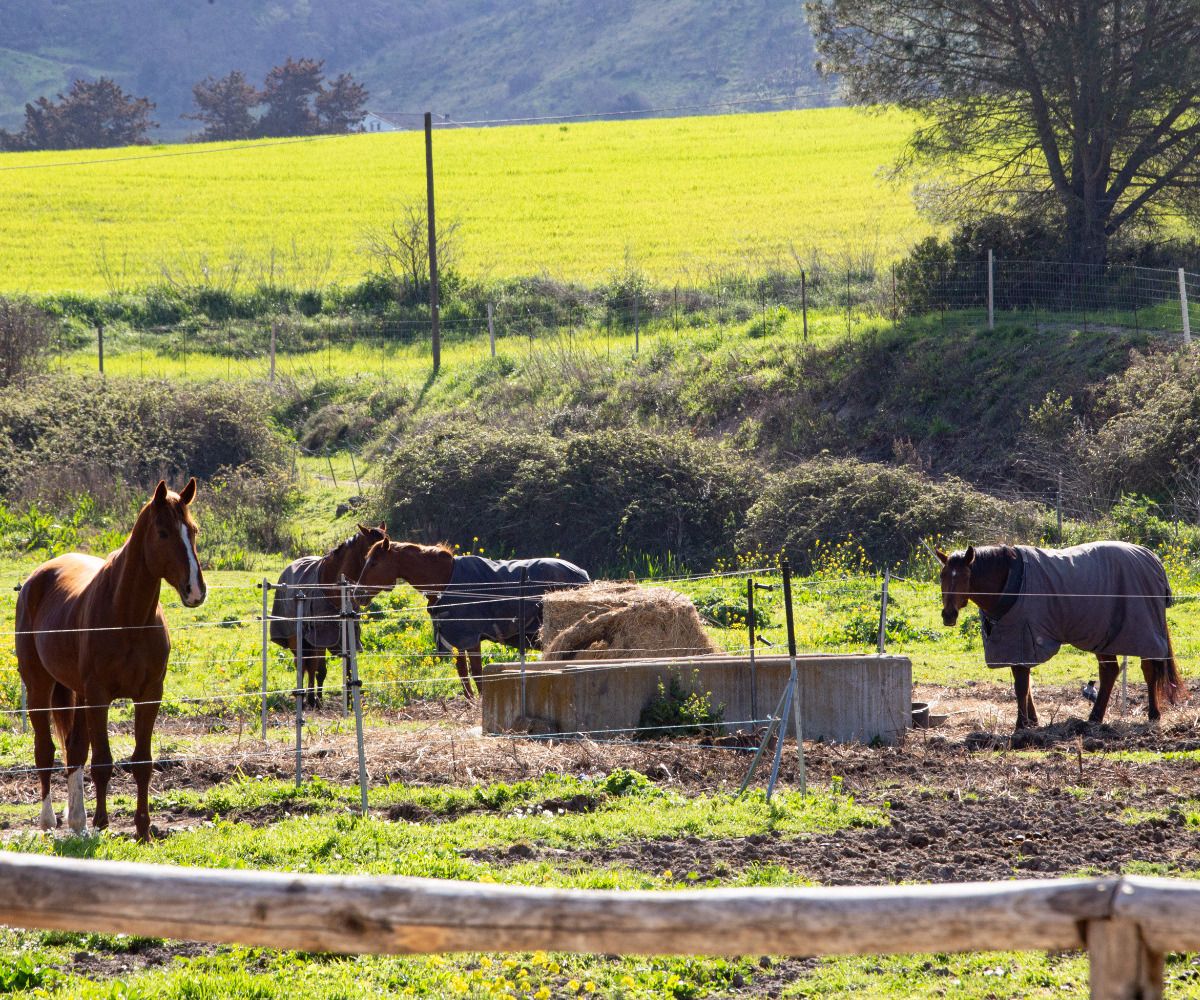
{"left": 42, "top": 256, "right": 1200, "bottom": 380}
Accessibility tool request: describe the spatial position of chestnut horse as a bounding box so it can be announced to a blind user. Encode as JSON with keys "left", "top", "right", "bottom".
{"left": 937, "top": 543, "right": 1185, "bottom": 730}
{"left": 356, "top": 542, "right": 590, "bottom": 697}
{"left": 15, "top": 480, "right": 205, "bottom": 840}
{"left": 269, "top": 523, "right": 389, "bottom": 708}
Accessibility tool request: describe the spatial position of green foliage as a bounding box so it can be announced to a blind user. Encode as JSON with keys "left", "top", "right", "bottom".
{"left": 637, "top": 674, "right": 725, "bottom": 739}
{"left": 0, "top": 953, "right": 51, "bottom": 992}
{"left": 375, "top": 426, "right": 754, "bottom": 571}
{"left": 738, "top": 458, "right": 1041, "bottom": 568}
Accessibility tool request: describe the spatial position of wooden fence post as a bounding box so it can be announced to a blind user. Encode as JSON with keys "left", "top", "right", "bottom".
{"left": 1086, "top": 918, "right": 1164, "bottom": 1000}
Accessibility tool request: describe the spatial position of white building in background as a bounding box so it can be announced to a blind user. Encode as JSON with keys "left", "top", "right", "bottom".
{"left": 361, "top": 111, "right": 413, "bottom": 132}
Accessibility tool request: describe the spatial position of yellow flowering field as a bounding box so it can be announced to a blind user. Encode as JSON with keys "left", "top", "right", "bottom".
{"left": 0, "top": 107, "right": 927, "bottom": 293}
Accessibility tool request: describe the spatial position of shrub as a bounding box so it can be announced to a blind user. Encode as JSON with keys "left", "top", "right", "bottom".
{"left": 637, "top": 674, "right": 724, "bottom": 740}
{"left": 0, "top": 376, "right": 288, "bottom": 516}
{"left": 738, "top": 458, "right": 1043, "bottom": 568}
{"left": 0, "top": 298, "right": 55, "bottom": 386}
{"left": 374, "top": 425, "right": 755, "bottom": 571}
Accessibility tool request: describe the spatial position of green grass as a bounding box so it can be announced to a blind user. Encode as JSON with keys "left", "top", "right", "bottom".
{"left": 0, "top": 108, "right": 928, "bottom": 293}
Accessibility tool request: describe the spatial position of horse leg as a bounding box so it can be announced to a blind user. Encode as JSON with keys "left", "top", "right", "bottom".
{"left": 130, "top": 699, "right": 160, "bottom": 841}
{"left": 315, "top": 654, "right": 328, "bottom": 709}
{"left": 50, "top": 683, "right": 87, "bottom": 834}
{"left": 61, "top": 695, "right": 89, "bottom": 835}
{"left": 1141, "top": 659, "right": 1164, "bottom": 723}
{"left": 1090, "top": 655, "right": 1120, "bottom": 724}
{"left": 303, "top": 651, "right": 325, "bottom": 710}
{"left": 468, "top": 647, "right": 484, "bottom": 697}
{"left": 1011, "top": 666, "right": 1037, "bottom": 729}
{"left": 454, "top": 651, "right": 473, "bottom": 699}
{"left": 23, "top": 671, "right": 57, "bottom": 831}
{"left": 85, "top": 703, "right": 113, "bottom": 830}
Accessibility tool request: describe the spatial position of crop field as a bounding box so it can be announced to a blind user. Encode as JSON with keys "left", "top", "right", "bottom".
{"left": 0, "top": 108, "right": 928, "bottom": 294}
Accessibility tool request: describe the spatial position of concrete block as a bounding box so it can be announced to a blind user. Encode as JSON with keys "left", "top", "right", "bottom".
{"left": 482, "top": 653, "right": 911, "bottom": 746}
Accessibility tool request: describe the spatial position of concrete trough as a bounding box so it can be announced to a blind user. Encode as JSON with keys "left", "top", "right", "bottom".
{"left": 482, "top": 653, "right": 912, "bottom": 746}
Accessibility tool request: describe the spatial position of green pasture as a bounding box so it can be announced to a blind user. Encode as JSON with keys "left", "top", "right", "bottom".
{"left": 0, "top": 108, "right": 928, "bottom": 293}
{"left": 3, "top": 531, "right": 1199, "bottom": 730}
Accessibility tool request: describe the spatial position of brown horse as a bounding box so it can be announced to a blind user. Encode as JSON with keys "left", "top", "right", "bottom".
{"left": 15, "top": 479, "right": 205, "bottom": 840}
{"left": 269, "top": 523, "right": 389, "bottom": 708}
{"left": 937, "top": 542, "right": 1185, "bottom": 730}
{"left": 356, "top": 542, "right": 589, "bottom": 697}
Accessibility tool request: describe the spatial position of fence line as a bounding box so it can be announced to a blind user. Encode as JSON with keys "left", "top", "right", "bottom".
{"left": 0, "top": 853, "right": 1181, "bottom": 996}
{"left": 42, "top": 254, "right": 1200, "bottom": 380}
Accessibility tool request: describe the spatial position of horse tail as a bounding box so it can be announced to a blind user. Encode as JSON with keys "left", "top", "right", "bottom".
{"left": 1156, "top": 632, "right": 1188, "bottom": 706}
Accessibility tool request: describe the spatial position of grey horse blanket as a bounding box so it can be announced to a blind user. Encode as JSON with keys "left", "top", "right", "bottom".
{"left": 980, "top": 542, "right": 1171, "bottom": 667}
{"left": 430, "top": 555, "right": 590, "bottom": 653}
{"left": 269, "top": 556, "right": 360, "bottom": 653}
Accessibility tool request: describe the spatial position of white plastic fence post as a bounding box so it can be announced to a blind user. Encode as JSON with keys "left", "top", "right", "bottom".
{"left": 987, "top": 249, "right": 995, "bottom": 330}
{"left": 1180, "top": 268, "right": 1192, "bottom": 345}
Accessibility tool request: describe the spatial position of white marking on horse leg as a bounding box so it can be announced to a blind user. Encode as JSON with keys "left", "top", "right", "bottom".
{"left": 38, "top": 796, "right": 55, "bottom": 831}
{"left": 180, "top": 523, "right": 202, "bottom": 605}
{"left": 65, "top": 769, "right": 87, "bottom": 834}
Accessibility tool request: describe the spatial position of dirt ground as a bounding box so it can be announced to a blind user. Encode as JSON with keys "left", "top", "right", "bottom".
{"left": 3, "top": 682, "right": 1200, "bottom": 887}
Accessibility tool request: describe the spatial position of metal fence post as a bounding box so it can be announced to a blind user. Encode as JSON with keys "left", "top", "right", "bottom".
{"left": 488, "top": 302, "right": 495, "bottom": 358}
{"left": 987, "top": 249, "right": 995, "bottom": 330}
{"left": 877, "top": 569, "right": 890, "bottom": 654}
{"left": 1180, "top": 268, "right": 1192, "bottom": 345}
{"left": 801, "top": 269, "right": 809, "bottom": 341}
{"left": 341, "top": 576, "right": 369, "bottom": 816}
{"left": 747, "top": 580, "right": 757, "bottom": 725}
{"left": 339, "top": 579, "right": 350, "bottom": 718}
{"left": 518, "top": 566, "right": 528, "bottom": 719}
{"left": 19, "top": 683, "right": 26, "bottom": 735}
{"left": 261, "top": 579, "right": 270, "bottom": 740}
{"left": 295, "top": 594, "right": 305, "bottom": 788}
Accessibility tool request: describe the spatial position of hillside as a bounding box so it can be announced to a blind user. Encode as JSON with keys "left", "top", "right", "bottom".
{"left": 0, "top": 0, "right": 824, "bottom": 141}
{"left": 0, "top": 107, "right": 925, "bottom": 292}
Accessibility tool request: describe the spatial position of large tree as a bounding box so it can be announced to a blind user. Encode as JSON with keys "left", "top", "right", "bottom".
{"left": 0, "top": 78, "right": 156, "bottom": 151}
{"left": 185, "top": 70, "right": 259, "bottom": 142}
{"left": 808, "top": 0, "right": 1200, "bottom": 265}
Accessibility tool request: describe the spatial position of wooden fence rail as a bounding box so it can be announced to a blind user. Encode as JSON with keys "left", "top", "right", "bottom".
{"left": 0, "top": 854, "right": 1190, "bottom": 999}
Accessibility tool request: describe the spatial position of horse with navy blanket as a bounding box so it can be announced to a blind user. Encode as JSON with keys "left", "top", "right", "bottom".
{"left": 270, "top": 523, "right": 389, "bottom": 708}
{"left": 937, "top": 541, "right": 1186, "bottom": 730}
{"left": 356, "top": 541, "right": 590, "bottom": 697}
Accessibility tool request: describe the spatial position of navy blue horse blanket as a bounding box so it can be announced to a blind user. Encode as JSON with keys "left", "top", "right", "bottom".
{"left": 430, "top": 555, "right": 590, "bottom": 653}
{"left": 980, "top": 542, "right": 1171, "bottom": 667}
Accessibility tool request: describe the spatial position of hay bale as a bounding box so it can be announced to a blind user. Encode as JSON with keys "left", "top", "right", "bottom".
{"left": 541, "top": 581, "right": 717, "bottom": 662}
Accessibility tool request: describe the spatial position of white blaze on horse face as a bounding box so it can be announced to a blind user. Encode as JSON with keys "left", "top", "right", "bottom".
{"left": 65, "top": 769, "right": 87, "bottom": 834}
{"left": 38, "top": 795, "right": 55, "bottom": 831}
{"left": 179, "top": 522, "right": 204, "bottom": 607}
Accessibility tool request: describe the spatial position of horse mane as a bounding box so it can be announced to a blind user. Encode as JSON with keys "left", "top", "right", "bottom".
{"left": 397, "top": 541, "right": 453, "bottom": 556}
{"left": 963, "top": 544, "right": 1017, "bottom": 584}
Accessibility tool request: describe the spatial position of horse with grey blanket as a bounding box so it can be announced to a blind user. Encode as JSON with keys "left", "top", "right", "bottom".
{"left": 937, "top": 541, "right": 1187, "bottom": 729}
{"left": 356, "top": 541, "right": 590, "bottom": 697}
{"left": 270, "top": 524, "right": 389, "bottom": 708}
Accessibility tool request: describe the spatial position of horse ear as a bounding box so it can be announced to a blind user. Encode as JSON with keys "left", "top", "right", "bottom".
{"left": 965, "top": 545, "right": 976, "bottom": 565}
{"left": 152, "top": 480, "right": 168, "bottom": 505}
{"left": 357, "top": 523, "right": 372, "bottom": 536}
{"left": 378, "top": 521, "right": 387, "bottom": 532}
{"left": 179, "top": 478, "right": 197, "bottom": 505}
{"left": 934, "top": 548, "right": 948, "bottom": 566}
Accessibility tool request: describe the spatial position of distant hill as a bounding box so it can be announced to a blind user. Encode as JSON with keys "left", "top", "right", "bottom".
{"left": 0, "top": 0, "right": 827, "bottom": 141}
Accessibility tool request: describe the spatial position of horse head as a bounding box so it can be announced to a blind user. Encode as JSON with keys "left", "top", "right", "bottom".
{"left": 935, "top": 545, "right": 975, "bottom": 627}
{"left": 356, "top": 540, "right": 453, "bottom": 603}
{"left": 137, "top": 478, "right": 206, "bottom": 608}
{"left": 337, "top": 522, "right": 389, "bottom": 584}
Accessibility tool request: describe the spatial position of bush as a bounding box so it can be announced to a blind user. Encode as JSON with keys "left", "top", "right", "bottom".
{"left": 637, "top": 673, "right": 724, "bottom": 740}
{"left": 0, "top": 298, "right": 55, "bottom": 387}
{"left": 0, "top": 375, "right": 288, "bottom": 513}
{"left": 738, "top": 458, "right": 1043, "bottom": 568}
{"left": 374, "top": 425, "right": 755, "bottom": 571}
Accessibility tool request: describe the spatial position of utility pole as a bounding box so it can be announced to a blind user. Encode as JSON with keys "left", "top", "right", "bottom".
{"left": 425, "top": 112, "right": 441, "bottom": 373}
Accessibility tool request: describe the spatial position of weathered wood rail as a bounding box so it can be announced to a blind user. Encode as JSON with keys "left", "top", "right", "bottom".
{"left": 0, "top": 854, "right": 1191, "bottom": 999}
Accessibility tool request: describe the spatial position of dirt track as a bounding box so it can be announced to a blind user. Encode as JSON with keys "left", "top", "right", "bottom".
{"left": 2, "top": 682, "right": 1199, "bottom": 887}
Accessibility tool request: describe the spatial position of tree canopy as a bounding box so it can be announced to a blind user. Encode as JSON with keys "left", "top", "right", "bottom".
{"left": 0, "top": 78, "right": 156, "bottom": 151}
{"left": 808, "top": 0, "right": 1200, "bottom": 264}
